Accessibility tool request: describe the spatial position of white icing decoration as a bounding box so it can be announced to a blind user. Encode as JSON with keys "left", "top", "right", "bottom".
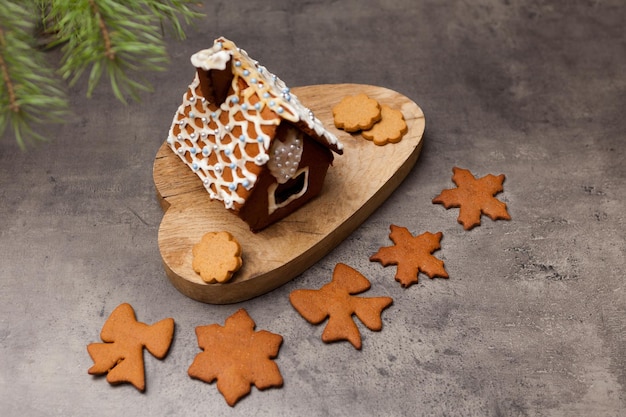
{"left": 267, "top": 127, "right": 303, "bottom": 184}
{"left": 190, "top": 48, "right": 231, "bottom": 71}
{"left": 167, "top": 38, "right": 342, "bottom": 211}
{"left": 267, "top": 167, "right": 309, "bottom": 215}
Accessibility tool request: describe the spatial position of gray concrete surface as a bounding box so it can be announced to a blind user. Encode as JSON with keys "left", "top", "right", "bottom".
{"left": 1, "top": 1, "right": 624, "bottom": 416}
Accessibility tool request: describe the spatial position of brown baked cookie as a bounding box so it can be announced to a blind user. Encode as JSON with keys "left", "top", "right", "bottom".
{"left": 192, "top": 231, "right": 243, "bottom": 283}
{"left": 432, "top": 167, "right": 511, "bottom": 230}
{"left": 370, "top": 225, "right": 448, "bottom": 288}
{"left": 188, "top": 309, "right": 284, "bottom": 407}
{"left": 332, "top": 93, "right": 382, "bottom": 132}
{"left": 87, "top": 303, "right": 175, "bottom": 392}
{"left": 289, "top": 263, "right": 393, "bottom": 349}
{"left": 361, "top": 105, "right": 408, "bottom": 146}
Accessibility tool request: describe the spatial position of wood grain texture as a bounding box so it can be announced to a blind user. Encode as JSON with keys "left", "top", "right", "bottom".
{"left": 153, "top": 84, "right": 425, "bottom": 304}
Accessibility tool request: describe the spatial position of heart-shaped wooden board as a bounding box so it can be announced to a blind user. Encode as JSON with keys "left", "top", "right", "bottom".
{"left": 153, "top": 84, "right": 425, "bottom": 304}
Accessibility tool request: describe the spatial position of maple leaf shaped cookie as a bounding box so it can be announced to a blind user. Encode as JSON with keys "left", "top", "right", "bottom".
{"left": 370, "top": 225, "right": 448, "bottom": 288}
{"left": 433, "top": 167, "right": 511, "bottom": 230}
{"left": 87, "top": 303, "right": 175, "bottom": 391}
{"left": 289, "top": 263, "right": 393, "bottom": 350}
{"left": 188, "top": 309, "right": 283, "bottom": 407}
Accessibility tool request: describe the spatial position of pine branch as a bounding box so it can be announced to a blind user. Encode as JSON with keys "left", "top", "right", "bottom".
{"left": 135, "top": 0, "right": 201, "bottom": 40}
{"left": 0, "top": 31, "right": 18, "bottom": 113}
{"left": 1, "top": 0, "right": 202, "bottom": 148}
{"left": 46, "top": 0, "right": 202, "bottom": 102}
{"left": 0, "top": 1, "right": 69, "bottom": 149}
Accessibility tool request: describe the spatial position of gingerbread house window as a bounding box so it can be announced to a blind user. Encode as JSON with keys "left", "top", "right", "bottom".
{"left": 269, "top": 167, "right": 309, "bottom": 215}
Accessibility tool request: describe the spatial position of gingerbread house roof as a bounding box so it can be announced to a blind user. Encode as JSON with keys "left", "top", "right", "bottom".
{"left": 166, "top": 38, "right": 343, "bottom": 210}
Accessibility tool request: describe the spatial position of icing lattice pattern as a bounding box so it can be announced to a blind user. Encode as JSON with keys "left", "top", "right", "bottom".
{"left": 166, "top": 38, "right": 342, "bottom": 210}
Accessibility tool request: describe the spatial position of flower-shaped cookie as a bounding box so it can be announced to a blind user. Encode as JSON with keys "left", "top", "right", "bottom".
{"left": 192, "top": 231, "right": 243, "bottom": 283}
{"left": 332, "top": 93, "right": 381, "bottom": 132}
{"left": 362, "top": 105, "right": 408, "bottom": 146}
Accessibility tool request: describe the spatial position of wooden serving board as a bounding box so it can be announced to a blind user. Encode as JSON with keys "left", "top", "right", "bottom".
{"left": 153, "top": 84, "right": 425, "bottom": 304}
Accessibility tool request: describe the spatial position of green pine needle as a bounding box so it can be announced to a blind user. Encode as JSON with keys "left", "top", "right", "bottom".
{"left": 0, "top": 0, "right": 202, "bottom": 148}
{"left": 0, "top": 1, "right": 69, "bottom": 149}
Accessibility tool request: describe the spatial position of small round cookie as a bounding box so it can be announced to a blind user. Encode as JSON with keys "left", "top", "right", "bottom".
{"left": 361, "top": 105, "right": 408, "bottom": 146}
{"left": 332, "top": 93, "right": 381, "bottom": 132}
{"left": 192, "top": 231, "right": 243, "bottom": 283}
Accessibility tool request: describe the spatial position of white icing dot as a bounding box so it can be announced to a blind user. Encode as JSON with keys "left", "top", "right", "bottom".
{"left": 255, "top": 154, "right": 269, "bottom": 165}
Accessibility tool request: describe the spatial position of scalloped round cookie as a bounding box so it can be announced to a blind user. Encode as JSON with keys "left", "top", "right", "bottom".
{"left": 332, "top": 93, "right": 382, "bottom": 132}
{"left": 192, "top": 231, "right": 243, "bottom": 283}
{"left": 361, "top": 105, "right": 408, "bottom": 146}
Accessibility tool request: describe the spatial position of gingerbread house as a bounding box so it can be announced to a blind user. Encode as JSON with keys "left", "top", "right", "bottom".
{"left": 166, "top": 38, "right": 343, "bottom": 232}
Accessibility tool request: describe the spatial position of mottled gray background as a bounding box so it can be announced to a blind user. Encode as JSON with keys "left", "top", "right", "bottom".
{"left": 1, "top": 1, "right": 624, "bottom": 416}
